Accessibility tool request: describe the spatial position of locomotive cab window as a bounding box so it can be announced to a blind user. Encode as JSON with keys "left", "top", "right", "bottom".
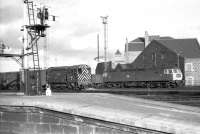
{"left": 164, "top": 69, "right": 173, "bottom": 74}
{"left": 164, "top": 69, "right": 168, "bottom": 74}
{"left": 173, "top": 69, "right": 178, "bottom": 73}
{"left": 168, "top": 69, "right": 173, "bottom": 74}
{"left": 78, "top": 68, "right": 82, "bottom": 74}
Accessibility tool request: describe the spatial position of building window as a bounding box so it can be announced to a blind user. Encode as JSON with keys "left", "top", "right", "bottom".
{"left": 164, "top": 69, "right": 168, "bottom": 74}
{"left": 161, "top": 54, "right": 164, "bottom": 60}
{"left": 186, "top": 76, "right": 194, "bottom": 86}
{"left": 185, "top": 63, "right": 193, "bottom": 72}
{"left": 152, "top": 52, "right": 156, "bottom": 66}
{"left": 152, "top": 53, "right": 155, "bottom": 61}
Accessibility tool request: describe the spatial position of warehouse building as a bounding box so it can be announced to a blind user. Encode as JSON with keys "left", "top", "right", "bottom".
{"left": 131, "top": 38, "right": 200, "bottom": 86}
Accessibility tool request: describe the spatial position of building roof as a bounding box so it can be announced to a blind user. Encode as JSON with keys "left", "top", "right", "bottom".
{"left": 156, "top": 38, "right": 200, "bottom": 58}
{"left": 127, "top": 36, "right": 174, "bottom": 52}
{"left": 127, "top": 42, "right": 145, "bottom": 51}
{"left": 130, "top": 37, "right": 145, "bottom": 43}
{"left": 157, "top": 36, "right": 174, "bottom": 40}
{"left": 128, "top": 38, "right": 145, "bottom": 51}
{"left": 130, "top": 36, "right": 174, "bottom": 43}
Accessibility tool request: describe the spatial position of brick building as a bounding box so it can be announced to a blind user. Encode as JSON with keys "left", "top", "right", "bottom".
{"left": 131, "top": 38, "right": 200, "bottom": 86}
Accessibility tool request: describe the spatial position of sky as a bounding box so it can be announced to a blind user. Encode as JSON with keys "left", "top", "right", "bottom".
{"left": 1, "top": 0, "right": 200, "bottom": 73}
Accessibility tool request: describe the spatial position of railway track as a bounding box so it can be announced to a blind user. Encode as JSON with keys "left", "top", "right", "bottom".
{"left": 85, "top": 87, "right": 200, "bottom": 107}
{"left": 116, "top": 94, "right": 200, "bottom": 107}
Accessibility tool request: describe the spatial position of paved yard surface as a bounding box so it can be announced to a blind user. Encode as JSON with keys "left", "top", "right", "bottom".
{"left": 0, "top": 93, "right": 200, "bottom": 134}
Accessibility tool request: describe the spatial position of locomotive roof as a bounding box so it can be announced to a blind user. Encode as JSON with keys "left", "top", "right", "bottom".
{"left": 115, "top": 63, "right": 131, "bottom": 71}
{"left": 156, "top": 38, "right": 200, "bottom": 58}
{"left": 69, "top": 64, "right": 90, "bottom": 69}
{"left": 95, "top": 62, "right": 112, "bottom": 74}
{"left": 48, "top": 66, "right": 69, "bottom": 70}
{"left": 48, "top": 64, "right": 90, "bottom": 70}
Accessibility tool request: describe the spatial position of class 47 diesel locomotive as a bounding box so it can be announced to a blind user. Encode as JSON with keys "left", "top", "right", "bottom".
{"left": 92, "top": 66, "right": 183, "bottom": 88}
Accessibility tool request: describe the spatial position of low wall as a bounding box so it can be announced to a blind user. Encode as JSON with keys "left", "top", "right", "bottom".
{"left": 0, "top": 106, "right": 164, "bottom": 134}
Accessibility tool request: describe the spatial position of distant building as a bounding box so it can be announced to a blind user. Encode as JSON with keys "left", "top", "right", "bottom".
{"left": 111, "top": 49, "right": 126, "bottom": 69}
{"left": 125, "top": 37, "right": 145, "bottom": 63}
{"left": 131, "top": 38, "right": 200, "bottom": 86}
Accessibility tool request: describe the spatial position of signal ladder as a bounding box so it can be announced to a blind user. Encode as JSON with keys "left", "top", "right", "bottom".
{"left": 25, "top": 0, "right": 41, "bottom": 94}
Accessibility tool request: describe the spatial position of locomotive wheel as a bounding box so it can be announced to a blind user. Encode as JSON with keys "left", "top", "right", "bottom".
{"left": 146, "top": 82, "right": 151, "bottom": 88}
{"left": 80, "top": 85, "right": 84, "bottom": 90}
{"left": 120, "top": 83, "right": 124, "bottom": 88}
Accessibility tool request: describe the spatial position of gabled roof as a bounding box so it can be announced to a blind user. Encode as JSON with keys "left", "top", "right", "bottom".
{"left": 127, "top": 42, "right": 145, "bottom": 51}
{"left": 128, "top": 38, "right": 145, "bottom": 52}
{"left": 127, "top": 36, "right": 174, "bottom": 52}
{"left": 130, "top": 37, "right": 145, "bottom": 43}
{"left": 156, "top": 38, "right": 200, "bottom": 58}
{"left": 130, "top": 36, "right": 174, "bottom": 43}
{"left": 158, "top": 36, "right": 174, "bottom": 40}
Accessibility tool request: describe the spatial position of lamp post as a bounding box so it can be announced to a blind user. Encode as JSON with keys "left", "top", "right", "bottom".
{"left": 100, "top": 16, "right": 108, "bottom": 62}
{"left": 100, "top": 16, "right": 108, "bottom": 73}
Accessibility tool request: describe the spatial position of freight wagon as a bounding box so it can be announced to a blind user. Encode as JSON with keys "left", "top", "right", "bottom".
{"left": 0, "top": 71, "right": 20, "bottom": 91}
{"left": 0, "top": 64, "right": 92, "bottom": 92}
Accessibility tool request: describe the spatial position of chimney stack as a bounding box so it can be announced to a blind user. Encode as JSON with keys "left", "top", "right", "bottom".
{"left": 144, "top": 31, "right": 149, "bottom": 47}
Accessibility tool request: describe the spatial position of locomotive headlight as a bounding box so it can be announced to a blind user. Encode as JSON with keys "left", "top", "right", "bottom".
{"left": 126, "top": 74, "right": 130, "bottom": 78}
{"left": 173, "top": 73, "right": 182, "bottom": 80}
{"left": 103, "top": 73, "right": 108, "bottom": 77}
{"left": 176, "top": 74, "right": 181, "bottom": 78}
